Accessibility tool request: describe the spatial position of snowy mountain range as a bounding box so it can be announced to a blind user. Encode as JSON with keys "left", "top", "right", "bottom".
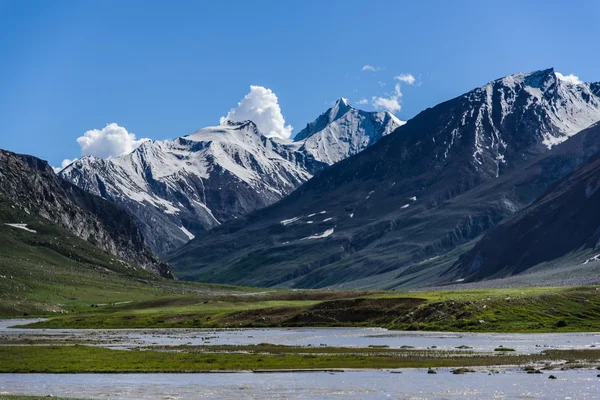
{"left": 60, "top": 100, "right": 402, "bottom": 255}
{"left": 168, "top": 68, "right": 600, "bottom": 289}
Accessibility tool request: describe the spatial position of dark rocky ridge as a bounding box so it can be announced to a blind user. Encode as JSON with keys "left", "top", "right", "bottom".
{"left": 448, "top": 122, "right": 600, "bottom": 281}
{"left": 0, "top": 149, "right": 172, "bottom": 278}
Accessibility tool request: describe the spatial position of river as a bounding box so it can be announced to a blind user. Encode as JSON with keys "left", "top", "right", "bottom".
{"left": 1, "top": 369, "right": 599, "bottom": 399}
{"left": 1, "top": 319, "right": 599, "bottom": 353}
{"left": 1, "top": 319, "right": 600, "bottom": 399}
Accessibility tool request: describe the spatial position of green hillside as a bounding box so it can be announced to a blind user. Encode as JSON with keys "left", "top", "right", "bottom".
{"left": 0, "top": 198, "right": 252, "bottom": 316}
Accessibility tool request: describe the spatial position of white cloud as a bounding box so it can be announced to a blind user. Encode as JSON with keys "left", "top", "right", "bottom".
{"left": 220, "top": 85, "right": 293, "bottom": 139}
{"left": 556, "top": 72, "right": 583, "bottom": 85}
{"left": 53, "top": 158, "right": 78, "bottom": 174}
{"left": 394, "top": 73, "right": 416, "bottom": 85}
{"left": 76, "top": 123, "right": 149, "bottom": 159}
{"left": 356, "top": 98, "right": 369, "bottom": 105}
{"left": 361, "top": 65, "right": 381, "bottom": 72}
{"left": 371, "top": 83, "right": 402, "bottom": 113}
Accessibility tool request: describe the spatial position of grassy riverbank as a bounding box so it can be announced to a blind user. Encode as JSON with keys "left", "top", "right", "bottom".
{"left": 387, "top": 286, "right": 600, "bottom": 332}
{"left": 18, "top": 285, "right": 600, "bottom": 333}
{"left": 1, "top": 345, "right": 599, "bottom": 373}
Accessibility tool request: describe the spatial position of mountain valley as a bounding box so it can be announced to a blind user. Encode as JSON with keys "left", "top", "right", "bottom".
{"left": 4, "top": 68, "right": 600, "bottom": 292}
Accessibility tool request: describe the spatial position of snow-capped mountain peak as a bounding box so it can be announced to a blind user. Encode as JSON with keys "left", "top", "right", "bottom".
{"left": 513, "top": 69, "right": 599, "bottom": 144}
{"left": 327, "top": 98, "right": 352, "bottom": 121}
{"left": 191, "top": 119, "right": 261, "bottom": 141}
{"left": 436, "top": 68, "right": 600, "bottom": 176}
{"left": 293, "top": 98, "right": 404, "bottom": 165}
{"left": 500, "top": 67, "right": 555, "bottom": 89}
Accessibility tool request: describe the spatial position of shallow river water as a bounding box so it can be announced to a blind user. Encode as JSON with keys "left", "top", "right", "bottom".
{"left": 2, "top": 319, "right": 600, "bottom": 353}
{"left": 1, "top": 369, "right": 599, "bottom": 399}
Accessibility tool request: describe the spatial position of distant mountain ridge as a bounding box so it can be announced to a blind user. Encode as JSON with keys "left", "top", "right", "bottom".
{"left": 0, "top": 149, "right": 172, "bottom": 278}
{"left": 60, "top": 102, "right": 402, "bottom": 255}
{"left": 167, "top": 68, "right": 600, "bottom": 289}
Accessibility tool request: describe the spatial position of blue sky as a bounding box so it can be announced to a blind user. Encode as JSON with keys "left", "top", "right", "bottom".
{"left": 1, "top": 0, "right": 599, "bottom": 168}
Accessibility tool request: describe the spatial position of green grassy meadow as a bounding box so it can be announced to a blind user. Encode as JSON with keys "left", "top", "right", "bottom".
{"left": 2, "top": 345, "right": 599, "bottom": 373}
{"left": 15, "top": 285, "right": 600, "bottom": 333}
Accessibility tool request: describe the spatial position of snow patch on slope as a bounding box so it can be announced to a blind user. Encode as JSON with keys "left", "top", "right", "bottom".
{"left": 281, "top": 217, "right": 301, "bottom": 226}
{"left": 4, "top": 223, "right": 36, "bottom": 233}
{"left": 178, "top": 226, "right": 195, "bottom": 241}
{"left": 301, "top": 228, "right": 334, "bottom": 240}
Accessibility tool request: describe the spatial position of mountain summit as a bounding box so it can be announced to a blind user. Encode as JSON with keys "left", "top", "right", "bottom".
{"left": 294, "top": 98, "right": 404, "bottom": 165}
{"left": 60, "top": 103, "right": 401, "bottom": 254}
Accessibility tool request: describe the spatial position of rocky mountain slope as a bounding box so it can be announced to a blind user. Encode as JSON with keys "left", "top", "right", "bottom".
{"left": 60, "top": 101, "right": 402, "bottom": 255}
{"left": 447, "top": 122, "right": 600, "bottom": 282}
{"left": 0, "top": 149, "right": 172, "bottom": 278}
{"left": 168, "top": 68, "right": 600, "bottom": 289}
